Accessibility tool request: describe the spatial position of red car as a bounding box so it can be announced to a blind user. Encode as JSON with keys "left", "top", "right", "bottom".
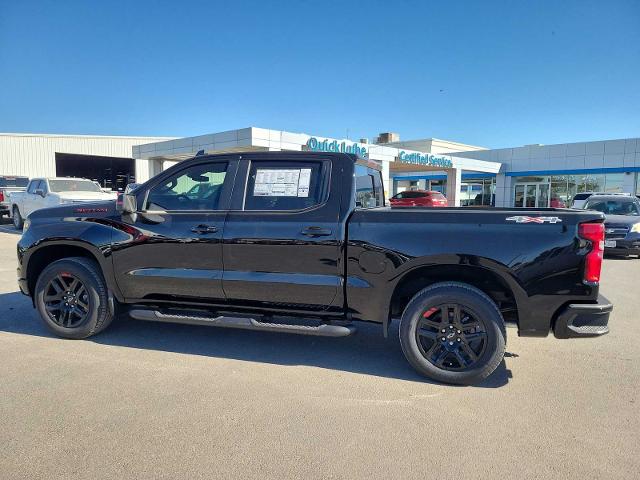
{"left": 550, "top": 197, "right": 567, "bottom": 208}
{"left": 390, "top": 190, "right": 448, "bottom": 207}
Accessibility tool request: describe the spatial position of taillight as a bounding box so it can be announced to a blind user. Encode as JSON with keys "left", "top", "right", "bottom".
{"left": 579, "top": 222, "right": 604, "bottom": 284}
{"left": 0, "top": 191, "right": 4, "bottom": 202}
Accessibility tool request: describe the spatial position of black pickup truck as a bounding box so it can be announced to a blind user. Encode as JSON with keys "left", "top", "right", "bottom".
{"left": 16, "top": 152, "right": 612, "bottom": 384}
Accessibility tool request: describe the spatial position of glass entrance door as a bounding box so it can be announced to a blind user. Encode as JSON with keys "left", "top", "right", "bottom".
{"left": 514, "top": 183, "right": 551, "bottom": 207}
{"left": 525, "top": 184, "right": 537, "bottom": 207}
{"left": 538, "top": 184, "right": 549, "bottom": 208}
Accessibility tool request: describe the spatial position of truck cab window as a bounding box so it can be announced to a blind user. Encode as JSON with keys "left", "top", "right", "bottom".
{"left": 27, "top": 181, "right": 39, "bottom": 194}
{"left": 354, "top": 165, "right": 384, "bottom": 208}
{"left": 244, "top": 161, "right": 327, "bottom": 211}
{"left": 145, "top": 162, "right": 228, "bottom": 211}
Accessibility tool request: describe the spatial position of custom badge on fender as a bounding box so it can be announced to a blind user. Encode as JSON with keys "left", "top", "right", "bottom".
{"left": 74, "top": 207, "right": 109, "bottom": 214}
{"left": 506, "top": 216, "right": 562, "bottom": 224}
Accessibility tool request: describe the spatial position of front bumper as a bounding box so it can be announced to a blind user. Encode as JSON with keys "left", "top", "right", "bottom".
{"left": 18, "top": 275, "right": 29, "bottom": 296}
{"left": 604, "top": 238, "right": 640, "bottom": 256}
{"left": 604, "top": 230, "right": 640, "bottom": 256}
{"left": 16, "top": 238, "right": 30, "bottom": 297}
{"left": 553, "top": 295, "right": 612, "bottom": 339}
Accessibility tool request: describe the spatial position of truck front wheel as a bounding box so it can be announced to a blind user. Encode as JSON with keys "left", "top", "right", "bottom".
{"left": 34, "top": 257, "right": 114, "bottom": 339}
{"left": 399, "top": 282, "right": 506, "bottom": 385}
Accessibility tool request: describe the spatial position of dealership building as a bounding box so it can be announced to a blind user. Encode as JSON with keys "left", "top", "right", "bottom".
{"left": 1, "top": 129, "right": 639, "bottom": 208}
{"left": 0, "top": 133, "right": 176, "bottom": 191}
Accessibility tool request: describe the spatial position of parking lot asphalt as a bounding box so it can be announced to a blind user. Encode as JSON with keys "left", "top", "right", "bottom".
{"left": 0, "top": 221, "right": 638, "bottom": 480}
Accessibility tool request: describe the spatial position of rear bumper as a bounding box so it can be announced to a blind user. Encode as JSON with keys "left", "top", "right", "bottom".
{"left": 553, "top": 295, "right": 612, "bottom": 339}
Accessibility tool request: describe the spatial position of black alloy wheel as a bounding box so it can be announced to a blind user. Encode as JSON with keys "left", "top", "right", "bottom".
{"left": 416, "top": 304, "right": 487, "bottom": 371}
{"left": 399, "top": 282, "right": 506, "bottom": 385}
{"left": 43, "top": 273, "right": 91, "bottom": 328}
{"left": 35, "top": 257, "right": 115, "bottom": 339}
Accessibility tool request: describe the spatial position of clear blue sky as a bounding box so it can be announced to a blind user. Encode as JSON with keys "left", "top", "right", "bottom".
{"left": 1, "top": 0, "right": 638, "bottom": 148}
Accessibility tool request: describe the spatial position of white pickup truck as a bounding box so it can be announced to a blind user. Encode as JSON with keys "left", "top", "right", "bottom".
{"left": 10, "top": 177, "right": 117, "bottom": 229}
{"left": 0, "top": 175, "right": 29, "bottom": 219}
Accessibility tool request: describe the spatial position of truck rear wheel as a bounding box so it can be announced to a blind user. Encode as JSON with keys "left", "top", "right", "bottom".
{"left": 12, "top": 206, "right": 23, "bottom": 230}
{"left": 34, "top": 257, "right": 114, "bottom": 339}
{"left": 399, "top": 282, "right": 506, "bottom": 385}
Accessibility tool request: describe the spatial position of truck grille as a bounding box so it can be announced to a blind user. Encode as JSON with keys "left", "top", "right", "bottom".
{"left": 604, "top": 223, "right": 629, "bottom": 240}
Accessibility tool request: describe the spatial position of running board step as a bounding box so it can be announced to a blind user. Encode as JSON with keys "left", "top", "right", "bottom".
{"left": 128, "top": 309, "right": 355, "bottom": 337}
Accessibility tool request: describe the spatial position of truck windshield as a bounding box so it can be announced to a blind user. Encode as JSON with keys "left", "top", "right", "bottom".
{"left": 0, "top": 177, "right": 29, "bottom": 187}
{"left": 585, "top": 199, "right": 640, "bottom": 216}
{"left": 48, "top": 179, "right": 102, "bottom": 193}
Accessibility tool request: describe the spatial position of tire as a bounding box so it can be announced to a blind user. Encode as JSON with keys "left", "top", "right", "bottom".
{"left": 34, "top": 257, "right": 114, "bottom": 339}
{"left": 399, "top": 282, "right": 506, "bottom": 385}
{"left": 12, "top": 206, "right": 23, "bottom": 230}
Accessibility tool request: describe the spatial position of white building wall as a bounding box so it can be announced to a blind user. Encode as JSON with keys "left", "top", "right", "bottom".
{"left": 0, "top": 133, "right": 175, "bottom": 182}
{"left": 454, "top": 138, "right": 640, "bottom": 206}
{"left": 494, "top": 175, "right": 513, "bottom": 207}
{"left": 454, "top": 138, "right": 640, "bottom": 173}
{"left": 381, "top": 138, "right": 486, "bottom": 155}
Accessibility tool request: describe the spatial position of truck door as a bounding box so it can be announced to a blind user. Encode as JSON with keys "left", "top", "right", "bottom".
{"left": 222, "top": 155, "right": 342, "bottom": 311}
{"left": 111, "top": 157, "right": 237, "bottom": 302}
{"left": 23, "top": 180, "right": 42, "bottom": 217}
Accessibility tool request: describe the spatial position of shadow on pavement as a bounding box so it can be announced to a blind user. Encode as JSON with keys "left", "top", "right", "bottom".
{"left": 0, "top": 217, "right": 21, "bottom": 234}
{"left": 604, "top": 254, "right": 638, "bottom": 261}
{"left": 0, "top": 291, "right": 512, "bottom": 387}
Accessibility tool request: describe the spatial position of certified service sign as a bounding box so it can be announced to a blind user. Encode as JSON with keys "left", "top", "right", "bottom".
{"left": 398, "top": 151, "right": 453, "bottom": 169}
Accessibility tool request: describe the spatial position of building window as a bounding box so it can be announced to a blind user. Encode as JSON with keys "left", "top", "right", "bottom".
{"left": 429, "top": 179, "right": 446, "bottom": 195}
{"left": 460, "top": 178, "right": 495, "bottom": 206}
{"left": 581, "top": 174, "right": 606, "bottom": 193}
{"left": 550, "top": 176, "right": 569, "bottom": 207}
{"left": 513, "top": 172, "right": 634, "bottom": 207}
{"left": 603, "top": 173, "right": 625, "bottom": 193}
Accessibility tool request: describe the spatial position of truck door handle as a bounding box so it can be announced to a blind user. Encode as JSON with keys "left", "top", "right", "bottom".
{"left": 300, "top": 226, "right": 332, "bottom": 237}
{"left": 190, "top": 224, "right": 218, "bottom": 234}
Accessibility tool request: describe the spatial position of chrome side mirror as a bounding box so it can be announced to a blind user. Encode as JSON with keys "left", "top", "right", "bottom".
{"left": 124, "top": 183, "right": 140, "bottom": 194}
{"left": 116, "top": 193, "right": 137, "bottom": 214}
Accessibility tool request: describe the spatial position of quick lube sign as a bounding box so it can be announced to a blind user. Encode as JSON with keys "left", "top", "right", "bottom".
{"left": 306, "top": 137, "right": 368, "bottom": 158}
{"left": 398, "top": 151, "right": 453, "bottom": 168}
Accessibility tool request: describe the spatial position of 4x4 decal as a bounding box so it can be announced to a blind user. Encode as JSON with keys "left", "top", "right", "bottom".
{"left": 506, "top": 215, "right": 562, "bottom": 224}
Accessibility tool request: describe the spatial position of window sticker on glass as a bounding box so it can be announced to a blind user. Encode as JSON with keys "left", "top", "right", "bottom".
{"left": 297, "top": 168, "right": 311, "bottom": 197}
{"left": 254, "top": 168, "right": 311, "bottom": 197}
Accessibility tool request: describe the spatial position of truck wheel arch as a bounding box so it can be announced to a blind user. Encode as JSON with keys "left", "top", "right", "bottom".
{"left": 389, "top": 263, "right": 521, "bottom": 329}
{"left": 25, "top": 242, "right": 122, "bottom": 302}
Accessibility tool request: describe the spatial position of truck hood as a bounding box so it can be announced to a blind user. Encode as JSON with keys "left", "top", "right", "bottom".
{"left": 603, "top": 214, "right": 640, "bottom": 225}
{"left": 28, "top": 200, "right": 118, "bottom": 220}
{"left": 57, "top": 191, "right": 117, "bottom": 201}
